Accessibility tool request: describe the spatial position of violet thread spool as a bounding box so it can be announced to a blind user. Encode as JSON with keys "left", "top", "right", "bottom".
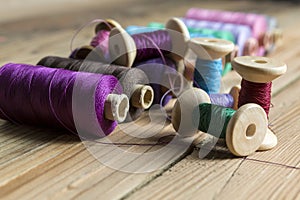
{"left": 108, "top": 17, "right": 190, "bottom": 68}
{"left": 171, "top": 87, "right": 268, "bottom": 156}
{"left": 37, "top": 56, "right": 154, "bottom": 121}
{"left": 0, "top": 63, "right": 129, "bottom": 138}
{"left": 188, "top": 38, "right": 235, "bottom": 94}
{"left": 232, "top": 56, "right": 287, "bottom": 150}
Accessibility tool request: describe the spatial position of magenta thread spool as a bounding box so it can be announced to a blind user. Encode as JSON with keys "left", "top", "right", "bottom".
{"left": 0, "top": 63, "right": 129, "bottom": 138}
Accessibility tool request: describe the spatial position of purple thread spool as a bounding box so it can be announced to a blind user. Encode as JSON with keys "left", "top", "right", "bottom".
{"left": 185, "top": 8, "right": 268, "bottom": 41}
{"left": 134, "top": 57, "right": 185, "bottom": 106}
{"left": 0, "top": 63, "right": 129, "bottom": 138}
{"left": 208, "top": 85, "right": 240, "bottom": 110}
{"left": 181, "top": 18, "right": 258, "bottom": 56}
{"left": 109, "top": 18, "right": 190, "bottom": 67}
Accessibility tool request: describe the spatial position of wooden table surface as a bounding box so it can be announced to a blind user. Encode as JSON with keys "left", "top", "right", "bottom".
{"left": 1, "top": 0, "right": 300, "bottom": 199}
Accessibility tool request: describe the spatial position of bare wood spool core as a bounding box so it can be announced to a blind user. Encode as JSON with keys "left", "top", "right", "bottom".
{"left": 229, "top": 85, "right": 241, "bottom": 110}
{"left": 109, "top": 26, "right": 137, "bottom": 67}
{"left": 188, "top": 38, "right": 235, "bottom": 60}
{"left": 232, "top": 56, "right": 287, "bottom": 83}
{"left": 226, "top": 103, "right": 267, "bottom": 156}
{"left": 130, "top": 84, "right": 154, "bottom": 109}
{"left": 104, "top": 94, "right": 129, "bottom": 123}
{"left": 95, "top": 19, "right": 122, "bottom": 33}
{"left": 171, "top": 88, "right": 211, "bottom": 137}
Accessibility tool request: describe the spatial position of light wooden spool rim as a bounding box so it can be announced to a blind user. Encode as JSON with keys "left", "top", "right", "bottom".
{"left": 258, "top": 128, "right": 278, "bottom": 151}
{"left": 243, "top": 38, "right": 259, "bottom": 56}
{"left": 130, "top": 84, "right": 154, "bottom": 109}
{"left": 109, "top": 26, "right": 137, "bottom": 67}
{"left": 232, "top": 56, "right": 287, "bottom": 83}
{"left": 104, "top": 94, "right": 129, "bottom": 123}
{"left": 226, "top": 103, "right": 267, "bottom": 156}
{"left": 171, "top": 88, "right": 211, "bottom": 137}
{"left": 165, "top": 17, "right": 190, "bottom": 61}
{"left": 188, "top": 38, "right": 235, "bottom": 60}
{"left": 95, "top": 19, "right": 122, "bottom": 33}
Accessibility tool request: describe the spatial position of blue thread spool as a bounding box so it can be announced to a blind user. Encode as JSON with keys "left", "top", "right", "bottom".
{"left": 188, "top": 38, "right": 234, "bottom": 94}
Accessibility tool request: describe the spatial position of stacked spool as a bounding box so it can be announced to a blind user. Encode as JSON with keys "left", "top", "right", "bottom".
{"left": 184, "top": 8, "right": 282, "bottom": 56}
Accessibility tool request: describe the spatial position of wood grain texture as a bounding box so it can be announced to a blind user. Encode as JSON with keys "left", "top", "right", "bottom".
{"left": 0, "top": 0, "right": 299, "bottom": 199}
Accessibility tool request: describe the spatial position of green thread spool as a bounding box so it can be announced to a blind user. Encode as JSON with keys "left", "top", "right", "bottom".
{"left": 172, "top": 88, "right": 268, "bottom": 156}
{"left": 193, "top": 103, "right": 235, "bottom": 138}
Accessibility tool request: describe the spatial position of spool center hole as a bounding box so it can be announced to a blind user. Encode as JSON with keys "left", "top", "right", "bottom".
{"left": 205, "top": 39, "right": 218, "bottom": 43}
{"left": 254, "top": 60, "right": 268, "bottom": 64}
{"left": 118, "top": 97, "right": 128, "bottom": 119}
{"left": 143, "top": 89, "right": 153, "bottom": 108}
{"left": 246, "top": 124, "right": 256, "bottom": 138}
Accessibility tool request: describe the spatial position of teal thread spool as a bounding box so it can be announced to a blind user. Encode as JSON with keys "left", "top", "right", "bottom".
{"left": 172, "top": 88, "right": 268, "bottom": 156}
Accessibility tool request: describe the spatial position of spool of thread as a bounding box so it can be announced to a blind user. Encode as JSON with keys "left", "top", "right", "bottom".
{"left": 0, "top": 63, "right": 129, "bottom": 137}
{"left": 147, "top": 22, "right": 236, "bottom": 43}
{"left": 188, "top": 38, "right": 234, "bottom": 94}
{"left": 185, "top": 8, "right": 268, "bottom": 44}
{"left": 232, "top": 56, "right": 287, "bottom": 150}
{"left": 209, "top": 85, "right": 240, "bottom": 110}
{"left": 171, "top": 88, "right": 267, "bottom": 156}
{"left": 70, "top": 19, "right": 121, "bottom": 62}
{"left": 133, "top": 57, "right": 185, "bottom": 106}
{"left": 109, "top": 18, "right": 190, "bottom": 67}
{"left": 181, "top": 18, "right": 258, "bottom": 56}
{"left": 37, "top": 56, "right": 154, "bottom": 121}
{"left": 147, "top": 22, "right": 236, "bottom": 76}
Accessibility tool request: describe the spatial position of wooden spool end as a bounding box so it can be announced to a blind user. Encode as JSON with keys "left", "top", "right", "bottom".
{"left": 109, "top": 27, "right": 137, "bottom": 67}
{"left": 188, "top": 38, "right": 235, "bottom": 60}
{"left": 171, "top": 88, "right": 211, "bottom": 137}
{"left": 243, "top": 38, "right": 259, "bottom": 56}
{"left": 225, "top": 45, "right": 239, "bottom": 63}
{"left": 229, "top": 85, "right": 241, "bottom": 110}
{"left": 95, "top": 19, "right": 122, "bottom": 33}
{"left": 130, "top": 84, "right": 154, "bottom": 109}
{"left": 232, "top": 56, "right": 287, "bottom": 83}
{"left": 271, "top": 28, "right": 283, "bottom": 46}
{"left": 226, "top": 103, "right": 267, "bottom": 156}
{"left": 165, "top": 17, "right": 190, "bottom": 61}
{"left": 104, "top": 94, "right": 129, "bottom": 123}
{"left": 258, "top": 128, "right": 278, "bottom": 151}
